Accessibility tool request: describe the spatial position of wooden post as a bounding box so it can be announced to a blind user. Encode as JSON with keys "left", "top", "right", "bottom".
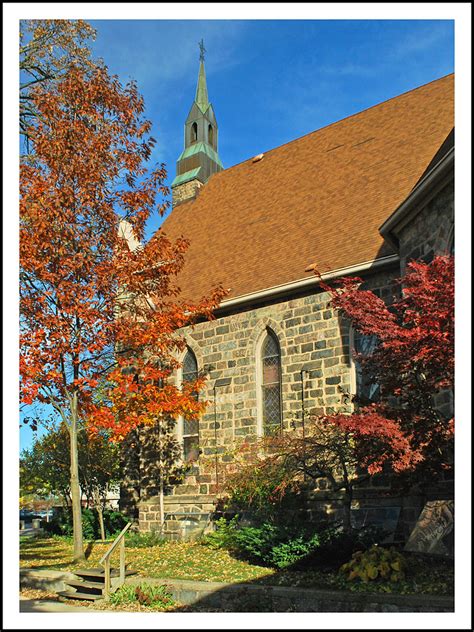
{"left": 119, "top": 536, "right": 125, "bottom": 585}
{"left": 104, "top": 558, "right": 111, "bottom": 599}
{"left": 98, "top": 522, "right": 132, "bottom": 598}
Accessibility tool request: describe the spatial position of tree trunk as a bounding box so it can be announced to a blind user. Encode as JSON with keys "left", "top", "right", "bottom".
{"left": 97, "top": 503, "right": 106, "bottom": 542}
{"left": 341, "top": 487, "right": 353, "bottom": 533}
{"left": 158, "top": 418, "right": 165, "bottom": 533}
{"left": 93, "top": 487, "right": 106, "bottom": 541}
{"left": 159, "top": 475, "right": 164, "bottom": 533}
{"left": 69, "top": 404, "right": 85, "bottom": 561}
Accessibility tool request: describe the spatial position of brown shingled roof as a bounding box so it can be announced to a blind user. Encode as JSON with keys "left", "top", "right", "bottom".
{"left": 160, "top": 74, "right": 454, "bottom": 302}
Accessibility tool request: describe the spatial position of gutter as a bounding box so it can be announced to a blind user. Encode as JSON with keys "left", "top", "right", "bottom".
{"left": 218, "top": 254, "right": 399, "bottom": 311}
{"left": 379, "top": 148, "right": 454, "bottom": 245}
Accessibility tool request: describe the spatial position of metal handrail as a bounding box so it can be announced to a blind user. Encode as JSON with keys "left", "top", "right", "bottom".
{"left": 99, "top": 521, "right": 133, "bottom": 599}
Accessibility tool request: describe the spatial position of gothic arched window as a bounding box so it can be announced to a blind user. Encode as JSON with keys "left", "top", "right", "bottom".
{"left": 349, "top": 326, "right": 380, "bottom": 405}
{"left": 208, "top": 124, "right": 214, "bottom": 147}
{"left": 181, "top": 348, "right": 200, "bottom": 461}
{"left": 259, "top": 329, "right": 282, "bottom": 436}
{"left": 191, "top": 122, "right": 198, "bottom": 144}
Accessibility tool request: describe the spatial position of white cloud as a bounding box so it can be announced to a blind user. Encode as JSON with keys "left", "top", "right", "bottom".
{"left": 389, "top": 22, "right": 454, "bottom": 60}
{"left": 92, "top": 20, "right": 248, "bottom": 95}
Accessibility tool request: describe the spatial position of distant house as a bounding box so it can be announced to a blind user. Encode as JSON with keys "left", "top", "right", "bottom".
{"left": 121, "top": 59, "right": 454, "bottom": 539}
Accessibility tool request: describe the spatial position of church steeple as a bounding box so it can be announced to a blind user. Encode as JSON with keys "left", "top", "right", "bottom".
{"left": 195, "top": 60, "right": 209, "bottom": 112}
{"left": 171, "top": 40, "right": 223, "bottom": 207}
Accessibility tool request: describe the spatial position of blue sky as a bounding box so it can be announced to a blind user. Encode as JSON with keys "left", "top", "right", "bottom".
{"left": 18, "top": 17, "right": 455, "bottom": 451}
{"left": 88, "top": 19, "right": 454, "bottom": 239}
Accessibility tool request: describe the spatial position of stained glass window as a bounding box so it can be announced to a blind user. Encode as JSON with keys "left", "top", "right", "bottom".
{"left": 351, "top": 327, "right": 380, "bottom": 403}
{"left": 261, "top": 330, "right": 282, "bottom": 435}
{"left": 182, "top": 349, "right": 199, "bottom": 461}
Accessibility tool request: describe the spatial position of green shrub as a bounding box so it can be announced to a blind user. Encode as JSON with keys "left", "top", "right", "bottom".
{"left": 41, "top": 507, "right": 129, "bottom": 539}
{"left": 200, "top": 516, "right": 240, "bottom": 550}
{"left": 339, "top": 545, "right": 407, "bottom": 583}
{"left": 270, "top": 533, "right": 320, "bottom": 569}
{"left": 292, "top": 525, "right": 386, "bottom": 569}
{"left": 41, "top": 508, "right": 74, "bottom": 536}
{"left": 233, "top": 524, "right": 322, "bottom": 568}
{"left": 203, "top": 517, "right": 321, "bottom": 568}
{"left": 82, "top": 508, "right": 99, "bottom": 540}
{"left": 125, "top": 530, "right": 166, "bottom": 548}
{"left": 203, "top": 516, "right": 386, "bottom": 570}
{"left": 232, "top": 523, "right": 281, "bottom": 564}
{"left": 105, "top": 510, "right": 129, "bottom": 537}
{"left": 110, "top": 582, "right": 175, "bottom": 608}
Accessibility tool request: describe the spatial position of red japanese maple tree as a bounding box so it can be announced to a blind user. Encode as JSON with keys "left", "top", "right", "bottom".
{"left": 20, "top": 66, "right": 225, "bottom": 559}
{"left": 319, "top": 255, "right": 454, "bottom": 481}
{"left": 220, "top": 413, "right": 421, "bottom": 532}
{"left": 220, "top": 257, "right": 454, "bottom": 532}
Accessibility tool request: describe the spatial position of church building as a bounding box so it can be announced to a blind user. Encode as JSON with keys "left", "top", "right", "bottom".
{"left": 121, "top": 51, "right": 454, "bottom": 540}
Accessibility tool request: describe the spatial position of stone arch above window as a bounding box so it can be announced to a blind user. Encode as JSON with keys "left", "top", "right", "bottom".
{"left": 248, "top": 317, "right": 285, "bottom": 358}
{"left": 256, "top": 327, "right": 283, "bottom": 437}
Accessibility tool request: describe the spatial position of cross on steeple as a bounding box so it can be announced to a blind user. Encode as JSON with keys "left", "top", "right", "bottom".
{"left": 198, "top": 39, "right": 206, "bottom": 63}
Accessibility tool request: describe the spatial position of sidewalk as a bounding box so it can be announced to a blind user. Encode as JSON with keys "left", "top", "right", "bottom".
{"left": 20, "top": 596, "right": 105, "bottom": 613}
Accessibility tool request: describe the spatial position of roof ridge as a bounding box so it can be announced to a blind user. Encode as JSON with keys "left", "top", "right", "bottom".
{"left": 209, "top": 72, "right": 454, "bottom": 176}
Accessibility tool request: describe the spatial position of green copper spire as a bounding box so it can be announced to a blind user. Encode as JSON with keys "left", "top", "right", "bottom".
{"left": 195, "top": 40, "right": 209, "bottom": 113}
{"left": 171, "top": 39, "right": 223, "bottom": 204}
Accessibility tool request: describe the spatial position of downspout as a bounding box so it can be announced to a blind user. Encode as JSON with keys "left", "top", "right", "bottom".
{"left": 212, "top": 377, "right": 232, "bottom": 495}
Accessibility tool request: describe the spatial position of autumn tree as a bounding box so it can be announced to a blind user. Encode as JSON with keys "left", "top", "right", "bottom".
{"left": 20, "top": 65, "right": 225, "bottom": 560}
{"left": 20, "top": 19, "right": 99, "bottom": 144}
{"left": 20, "top": 422, "right": 121, "bottom": 516}
{"left": 220, "top": 415, "right": 418, "bottom": 532}
{"left": 319, "top": 255, "right": 454, "bottom": 481}
{"left": 221, "top": 257, "right": 454, "bottom": 532}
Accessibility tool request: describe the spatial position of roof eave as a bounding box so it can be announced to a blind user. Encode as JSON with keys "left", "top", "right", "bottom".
{"left": 379, "top": 148, "right": 454, "bottom": 244}
{"left": 216, "top": 254, "right": 400, "bottom": 313}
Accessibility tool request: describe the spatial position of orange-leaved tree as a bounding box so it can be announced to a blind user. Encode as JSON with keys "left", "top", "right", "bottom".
{"left": 20, "top": 65, "right": 225, "bottom": 560}
{"left": 20, "top": 19, "right": 100, "bottom": 145}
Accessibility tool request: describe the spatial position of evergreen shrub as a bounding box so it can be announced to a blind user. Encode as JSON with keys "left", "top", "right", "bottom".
{"left": 41, "top": 507, "right": 128, "bottom": 539}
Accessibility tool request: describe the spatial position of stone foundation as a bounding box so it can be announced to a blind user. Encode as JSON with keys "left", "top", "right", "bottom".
{"left": 138, "top": 494, "right": 217, "bottom": 540}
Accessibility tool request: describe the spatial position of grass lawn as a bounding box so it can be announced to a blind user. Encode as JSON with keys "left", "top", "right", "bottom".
{"left": 20, "top": 535, "right": 453, "bottom": 596}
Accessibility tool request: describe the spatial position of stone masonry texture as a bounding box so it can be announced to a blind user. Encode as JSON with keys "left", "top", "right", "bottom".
{"left": 398, "top": 182, "right": 454, "bottom": 271}
{"left": 126, "top": 269, "right": 396, "bottom": 530}
{"left": 122, "top": 181, "right": 454, "bottom": 537}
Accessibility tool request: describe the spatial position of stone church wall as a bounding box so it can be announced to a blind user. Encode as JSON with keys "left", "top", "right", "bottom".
{"left": 123, "top": 180, "right": 454, "bottom": 537}
{"left": 171, "top": 178, "right": 203, "bottom": 207}
{"left": 398, "top": 181, "right": 454, "bottom": 271}
{"left": 397, "top": 180, "right": 454, "bottom": 418}
{"left": 128, "top": 267, "right": 398, "bottom": 533}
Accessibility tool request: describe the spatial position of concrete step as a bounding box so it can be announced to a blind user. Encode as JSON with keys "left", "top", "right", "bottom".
{"left": 65, "top": 579, "right": 104, "bottom": 592}
{"left": 56, "top": 568, "right": 138, "bottom": 603}
{"left": 57, "top": 590, "right": 103, "bottom": 602}
{"left": 74, "top": 567, "right": 137, "bottom": 580}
